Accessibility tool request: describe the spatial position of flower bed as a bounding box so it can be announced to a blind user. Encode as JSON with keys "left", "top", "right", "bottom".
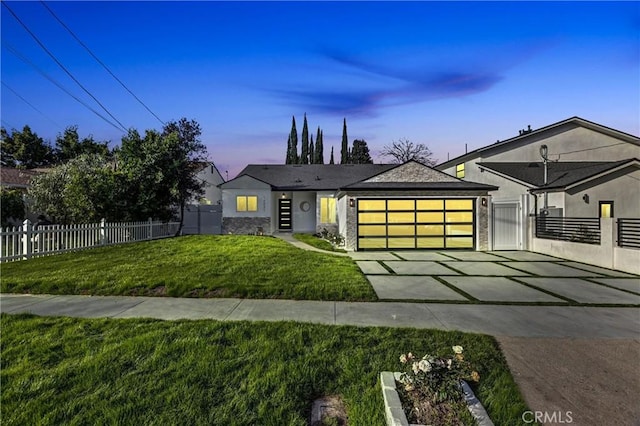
{"left": 381, "top": 346, "right": 493, "bottom": 426}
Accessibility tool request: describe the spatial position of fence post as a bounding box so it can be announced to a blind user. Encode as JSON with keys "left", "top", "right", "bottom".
{"left": 22, "top": 219, "right": 32, "bottom": 260}
{"left": 100, "top": 218, "right": 107, "bottom": 246}
{"left": 148, "top": 217, "right": 153, "bottom": 240}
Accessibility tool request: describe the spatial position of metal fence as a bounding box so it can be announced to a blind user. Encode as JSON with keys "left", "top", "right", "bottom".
{"left": 1, "top": 218, "right": 180, "bottom": 262}
{"left": 618, "top": 218, "right": 640, "bottom": 249}
{"left": 535, "top": 216, "right": 601, "bottom": 245}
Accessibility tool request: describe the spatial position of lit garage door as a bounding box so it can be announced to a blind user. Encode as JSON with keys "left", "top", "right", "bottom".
{"left": 357, "top": 198, "right": 475, "bottom": 250}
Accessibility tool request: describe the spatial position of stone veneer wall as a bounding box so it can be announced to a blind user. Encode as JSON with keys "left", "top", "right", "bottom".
{"left": 364, "top": 162, "right": 457, "bottom": 183}
{"left": 222, "top": 217, "right": 271, "bottom": 235}
{"left": 344, "top": 191, "right": 490, "bottom": 251}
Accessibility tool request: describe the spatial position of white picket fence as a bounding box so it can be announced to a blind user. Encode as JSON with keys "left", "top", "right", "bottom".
{"left": 1, "top": 218, "right": 180, "bottom": 262}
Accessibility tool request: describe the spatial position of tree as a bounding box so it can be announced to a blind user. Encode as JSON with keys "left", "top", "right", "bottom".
{"left": 340, "top": 118, "right": 348, "bottom": 164}
{"left": 351, "top": 139, "right": 373, "bottom": 164}
{"left": 286, "top": 116, "right": 298, "bottom": 164}
{"left": 329, "top": 146, "right": 335, "bottom": 164}
{"left": 54, "top": 125, "right": 110, "bottom": 162}
{"left": 381, "top": 138, "right": 437, "bottom": 166}
{"left": 315, "top": 127, "right": 324, "bottom": 164}
{"left": 309, "top": 135, "right": 315, "bottom": 164}
{"left": 0, "top": 126, "right": 56, "bottom": 168}
{"left": 300, "top": 113, "right": 309, "bottom": 164}
{"left": 1, "top": 189, "right": 25, "bottom": 227}
{"left": 160, "top": 118, "right": 208, "bottom": 233}
{"left": 28, "top": 154, "right": 118, "bottom": 224}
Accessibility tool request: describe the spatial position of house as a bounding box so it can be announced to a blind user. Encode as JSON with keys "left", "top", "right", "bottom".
{"left": 220, "top": 161, "right": 498, "bottom": 251}
{"left": 0, "top": 167, "right": 41, "bottom": 190}
{"left": 436, "top": 116, "right": 640, "bottom": 250}
{"left": 182, "top": 162, "right": 226, "bottom": 235}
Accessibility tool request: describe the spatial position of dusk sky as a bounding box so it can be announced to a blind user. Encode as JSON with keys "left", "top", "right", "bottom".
{"left": 2, "top": 1, "right": 638, "bottom": 178}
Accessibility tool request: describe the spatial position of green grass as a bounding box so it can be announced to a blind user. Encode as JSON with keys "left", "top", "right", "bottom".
{"left": 0, "top": 235, "right": 375, "bottom": 301}
{"left": 1, "top": 314, "right": 531, "bottom": 425}
{"left": 293, "top": 233, "right": 347, "bottom": 253}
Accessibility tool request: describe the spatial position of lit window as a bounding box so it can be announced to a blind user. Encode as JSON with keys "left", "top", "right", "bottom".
{"left": 320, "top": 197, "right": 336, "bottom": 223}
{"left": 599, "top": 201, "right": 613, "bottom": 218}
{"left": 237, "top": 196, "right": 258, "bottom": 212}
{"left": 456, "top": 163, "right": 465, "bottom": 178}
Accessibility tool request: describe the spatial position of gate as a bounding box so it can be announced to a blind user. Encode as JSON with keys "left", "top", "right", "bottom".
{"left": 492, "top": 202, "right": 519, "bottom": 250}
{"left": 182, "top": 204, "right": 222, "bottom": 235}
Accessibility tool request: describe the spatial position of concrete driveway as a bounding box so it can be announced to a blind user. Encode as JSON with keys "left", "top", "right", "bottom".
{"left": 349, "top": 250, "right": 640, "bottom": 425}
{"left": 349, "top": 250, "right": 640, "bottom": 305}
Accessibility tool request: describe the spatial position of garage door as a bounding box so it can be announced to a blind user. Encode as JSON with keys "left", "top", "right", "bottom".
{"left": 357, "top": 198, "right": 475, "bottom": 250}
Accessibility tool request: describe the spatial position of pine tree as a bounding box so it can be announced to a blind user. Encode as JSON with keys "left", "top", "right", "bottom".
{"left": 309, "top": 135, "right": 315, "bottom": 164}
{"left": 289, "top": 116, "right": 298, "bottom": 164}
{"left": 329, "top": 146, "right": 335, "bottom": 164}
{"left": 300, "top": 113, "right": 309, "bottom": 164}
{"left": 340, "top": 118, "right": 348, "bottom": 164}
{"left": 351, "top": 139, "right": 373, "bottom": 164}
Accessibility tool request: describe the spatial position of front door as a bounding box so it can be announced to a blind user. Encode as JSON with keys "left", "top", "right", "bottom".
{"left": 278, "top": 199, "right": 292, "bottom": 230}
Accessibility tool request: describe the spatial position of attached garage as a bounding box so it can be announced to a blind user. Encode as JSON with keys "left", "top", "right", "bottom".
{"left": 357, "top": 198, "right": 476, "bottom": 250}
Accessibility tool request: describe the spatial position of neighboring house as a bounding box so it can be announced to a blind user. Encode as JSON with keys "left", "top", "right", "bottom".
{"left": 0, "top": 167, "right": 41, "bottom": 190}
{"left": 436, "top": 117, "right": 640, "bottom": 250}
{"left": 220, "top": 161, "right": 497, "bottom": 251}
{"left": 182, "top": 162, "right": 226, "bottom": 235}
{"left": 190, "top": 161, "right": 225, "bottom": 205}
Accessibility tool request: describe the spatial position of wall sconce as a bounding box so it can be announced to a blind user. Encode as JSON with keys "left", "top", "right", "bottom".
{"left": 349, "top": 198, "right": 355, "bottom": 208}
{"left": 481, "top": 197, "right": 487, "bottom": 207}
{"left": 582, "top": 194, "right": 589, "bottom": 204}
{"left": 281, "top": 193, "right": 286, "bottom": 199}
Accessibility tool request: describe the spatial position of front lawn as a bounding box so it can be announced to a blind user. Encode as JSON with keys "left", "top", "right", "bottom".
{"left": 1, "top": 314, "right": 531, "bottom": 425}
{"left": 294, "top": 233, "right": 347, "bottom": 253}
{"left": 0, "top": 235, "right": 375, "bottom": 301}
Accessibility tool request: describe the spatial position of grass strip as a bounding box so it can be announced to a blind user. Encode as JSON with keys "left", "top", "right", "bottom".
{"left": 1, "top": 235, "right": 375, "bottom": 301}
{"left": 293, "top": 233, "right": 347, "bottom": 253}
{"left": 1, "top": 314, "right": 531, "bottom": 425}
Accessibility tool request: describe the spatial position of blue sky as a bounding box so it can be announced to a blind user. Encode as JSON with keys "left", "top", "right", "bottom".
{"left": 2, "top": 1, "right": 638, "bottom": 178}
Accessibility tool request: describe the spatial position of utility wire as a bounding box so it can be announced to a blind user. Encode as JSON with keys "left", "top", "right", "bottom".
{"left": 2, "top": 1, "right": 128, "bottom": 133}
{"left": 2, "top": 81, "right": 63, "bottom": 128}
{"left": 3, "top": 42, "right": 125, "bottom": 133}
{"left": 40, "top": 0, "right": 165, "bottom": 126}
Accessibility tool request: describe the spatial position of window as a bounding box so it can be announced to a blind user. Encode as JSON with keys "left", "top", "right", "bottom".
{"left": 320, "top": 197, "right": 336, "bottom": 223}
{"left": 456, "top": 163, "right": 465, "bottom": 178}
{"left": 599, "top": 201, "right": 614, "bottom": 218}
{"left": 236, "top": 195, "right": 258, "bottom": 212}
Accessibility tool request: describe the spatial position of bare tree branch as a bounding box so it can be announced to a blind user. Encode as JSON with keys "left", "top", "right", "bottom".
{"left": 380, "top": 138, "right": 437, "bottom": 166}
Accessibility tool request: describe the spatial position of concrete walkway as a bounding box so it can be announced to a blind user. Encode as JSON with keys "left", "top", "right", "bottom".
{"left": 2, "top": 293, "right": 638, "bottom": 338}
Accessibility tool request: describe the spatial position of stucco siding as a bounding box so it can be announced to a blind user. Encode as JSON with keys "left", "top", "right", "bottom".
{"left": 564, "top": 169, "right": 640, "bottom": 218}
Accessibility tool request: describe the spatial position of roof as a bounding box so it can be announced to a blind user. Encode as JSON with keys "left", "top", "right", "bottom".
{"left": 341, "top": 181, "right": 498, "bottom": 191}
{"left": 0, "top": 167, "right": 41, "bottom": 188}
{"left": 437, "top": 116, "right": 640, "bottom": 170}
{"left": 221, "top": 164, "right": 397, "bottom": 190}
{"left": 477, "top": 159, "right": 639, "bottom": 190}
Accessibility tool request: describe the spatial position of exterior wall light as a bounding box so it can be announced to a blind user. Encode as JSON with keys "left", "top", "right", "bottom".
{"left": 349, "top": 198, "right": 355, "bottom": 208}
{"left": 481, "top": 197, "right": 488, "bottom": 207}
{"left": 281, "top": 193, "right": 286, "bottom": 199}
{"left": 582, "top": 194, "right": 589, "bottom": 203}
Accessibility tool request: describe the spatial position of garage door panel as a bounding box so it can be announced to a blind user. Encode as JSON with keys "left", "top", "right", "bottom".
{"left": 388, "top": 238, "right": 415, "bottom": 248}
{"left": 445, "top": 212, "right": 473, "bottom": 223}
{"left": 417, "top": 237, "right": 444, "bottom": 248}
{"left": 387, "top": 199, "right": 415, "bottom": 210}
{"left": 446, "top": 199, "right": 473, "bottom": 210}
{"left": 359, "top": 200, "right": 386, "bottom": 210}
{"left": 388, "top": 225, "right": 415, "bottom": 236}
{"left": 446, "top": 237, "right": 474, "bottom": 248}
{"left": 417, "top": 200, "right": 443, "bottom": 210}
{"left": 417, "top": 225, "right": 444, "bottom": 236}
{"left": 359, "top": 212, "right": 386, "bottom": 223}
{"left": 388, "top": 212, "right": 415, "bottom": 223}
{"left": 446, "top": 224, "right": 473, "bottom": 235}
{"left": 358, "top": 238, "right": 386, "bottom": 249}
{"left": 417, "top": 212, "right": 443, "bottom": 222}
{"left": 358, "top": 225, "right": 386, "bottom": 236}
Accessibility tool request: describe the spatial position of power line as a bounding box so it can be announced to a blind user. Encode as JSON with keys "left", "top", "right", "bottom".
{"left": 2, "top": 1, "right": 128, "bottom": 133}
{"left": 40, "top": 0, "right": 165, "bottom": 126}
{"left": 1, "top": 81, "right": 63, "bottom": 128}
{"left": 3, "top": 42, "right": 125, "bottom": 133}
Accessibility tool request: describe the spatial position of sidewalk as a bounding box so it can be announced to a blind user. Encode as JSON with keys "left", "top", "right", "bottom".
{"left": 2, "top": 293, "right": 638, "bottom": 338}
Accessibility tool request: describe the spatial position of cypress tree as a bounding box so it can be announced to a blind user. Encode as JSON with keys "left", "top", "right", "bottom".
{"left": 309, "top": 135, "right": 315, "bottom": 164}
{"left": 315, "top": 127, "right": 324, "bottom": 164}
{"left": 329, "top": 146, "right": 335, "bottom": 164}
{"left": 285, "top": 135, "right": 292, "bottom": 164}
{"left": 300, "top": 113, "right": 309, "bottom": 164}
{"left": 290, "top": 116, "right": 298, "bottom": 164}
{"left": 340, "top": 118, "right": 348, "bottom": 164}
